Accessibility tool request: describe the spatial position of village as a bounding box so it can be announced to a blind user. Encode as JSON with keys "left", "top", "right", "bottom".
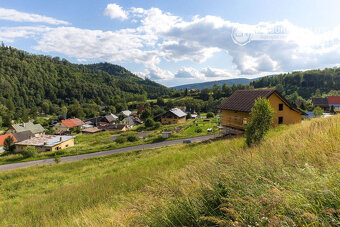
{"left": 0, "top": 89, "right": 339, "bottom": 162}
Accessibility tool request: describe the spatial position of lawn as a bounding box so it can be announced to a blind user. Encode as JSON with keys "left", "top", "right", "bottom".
{"left": 0, "top": 115, "right": 338, "bottom": 226}
{"left": 0, "top": 117, "right": 219, "bottom": 165}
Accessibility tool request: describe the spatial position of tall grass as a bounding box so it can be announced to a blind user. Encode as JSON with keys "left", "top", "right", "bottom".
{"left": 0, "top": 116, "right": 338, "bottom": 226}
{"left": 143, "top": 116, "right": 340, "bottom": 226}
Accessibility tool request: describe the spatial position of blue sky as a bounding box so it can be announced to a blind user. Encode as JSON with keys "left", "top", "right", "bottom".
{"left": 1, "top": 0, "right": 340, "bottom": 87}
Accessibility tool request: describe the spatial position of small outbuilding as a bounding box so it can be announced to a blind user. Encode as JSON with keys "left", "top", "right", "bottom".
{"left": 161, "top": 108, "right": 187, "bottom": 124}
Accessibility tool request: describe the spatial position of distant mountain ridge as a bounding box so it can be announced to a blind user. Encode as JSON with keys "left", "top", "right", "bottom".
{"left": 172, "top": 78, "right": 258, "bottom": 90}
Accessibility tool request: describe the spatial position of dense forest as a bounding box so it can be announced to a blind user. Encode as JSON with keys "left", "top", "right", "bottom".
{"left": 251, "top": 68, "right": 340, "bottom": 99}
{"left": 0, "top": 46, "right": 171, "bottom": 126}
{"left": 0, "top": 46, "right": 169, "bottom": 107}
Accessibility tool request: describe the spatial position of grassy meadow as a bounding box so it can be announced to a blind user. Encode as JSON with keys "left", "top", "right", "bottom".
{"left": 0, "top": 118, "right": 219, "bottom": 165}
{"left": 0, "top": 115, "right": 339, "bottom": 226}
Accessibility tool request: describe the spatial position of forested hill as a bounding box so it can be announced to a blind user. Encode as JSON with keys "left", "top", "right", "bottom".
{"left": 251, "top": 68, "right": 340, "bottom": 99}
{"left": 0, "top": 46, "right": 170, "bottom": 109}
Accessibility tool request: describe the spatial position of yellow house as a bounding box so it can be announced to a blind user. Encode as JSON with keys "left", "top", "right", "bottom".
{"left": 161, "top": 108, "right": 187, "bottom": 124}
{"left": 218, "top": 89, "right": 305, "bottom": 130}
{"left": 15, "top": 135, "right": 74, "bottom": 153}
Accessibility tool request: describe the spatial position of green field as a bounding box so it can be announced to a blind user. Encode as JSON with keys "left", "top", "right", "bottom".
{"left": 0, "top": 115, "right": 339, "bottom": 226}
{"left": 0, "top": 118, "right": 219, "bottom": 165}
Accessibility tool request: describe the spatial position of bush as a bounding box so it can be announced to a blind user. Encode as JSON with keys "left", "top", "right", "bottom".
{"left": 186, "top": 113, "right": 192, "bottom": 119}
{"left": 127, "top": 135, "right": 139, "bottom": 142}
{"left": 207, "top": 112, "right": 214, "bottom": 118}
{"left": 145, "top": 118, "right": 154, "bottom": 128}
{"left": 22, "top": 146, "right": 38, "bottom": 158}
{"left": 195, "top": 128, "right": 203, "bottom": 133}
{"left": 45, "top": 127, "right": 56, "bottom": 135}
{"left": 54, "top": 155, "right": 60, "bottom": 164}
{"left": 153, "top": 122, "right": 161, "bottom": 129}
{"left": 3, "top": 136, "right": 15, "bottom": 154}
{"left": 245, "top": 98, "right": 275, "bottom": 147}
{"left": 115, "top": 136, "right": 127, "bottom": 144}
{"left": 313, "top": 106, "right": 324, "bottom": 117}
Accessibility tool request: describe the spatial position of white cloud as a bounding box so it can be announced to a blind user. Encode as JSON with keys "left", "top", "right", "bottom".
{"left": 0, "top": 26, "right": 51, "bottom": 42}
{"left": 4, "top": 6, "right": 340, "bottom": 83}
{"left": 0, "top": 8, "right": 69, "bottom": 25}
{"left": 160, "top": 40, "right": 220, "bottom": 62}
{"left": 174, "top": 67, "right": 232, "bottom": 80}
{"left": 175, "top": 67, "right": 205, "bottom": 79}
{"left": 201, "top": 67, "right": 232, "bottom": 78}
{"left": 138, "top": 65, "right": 174, "bottom": 80}
{"left": 104, "top": 4, "right": 128, "bottom": 20}
{"left": 33, "top": 26, "right": 160, "bottom": 65}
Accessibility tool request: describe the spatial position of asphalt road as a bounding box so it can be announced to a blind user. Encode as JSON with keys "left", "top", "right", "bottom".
{"left": 0, "top": 134, "right": 217, "bottom": 171}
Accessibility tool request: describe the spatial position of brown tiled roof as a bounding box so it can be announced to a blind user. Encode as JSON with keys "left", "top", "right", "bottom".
{"left": 218, "top": 89, "right": 305, "bottom": 114}
{"left": 312, "top": 98, "right": 328, "bottom": 105}
{"left": 218, "top": 89, "right": 276, "bottom": 112}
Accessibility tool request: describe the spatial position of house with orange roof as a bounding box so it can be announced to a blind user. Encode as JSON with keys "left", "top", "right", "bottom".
{"left": 54, "top": 118, "right": 85, "bottom": 134}
{"left": 0, "top": 134, "right": 17, "bottom": 152}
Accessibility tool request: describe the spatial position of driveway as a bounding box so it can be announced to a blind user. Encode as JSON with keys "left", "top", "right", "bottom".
{"left": 0, "top": 134, "right": 217, "bottom": 171}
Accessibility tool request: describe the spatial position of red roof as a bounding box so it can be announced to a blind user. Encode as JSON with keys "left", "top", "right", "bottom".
{"left": 327, "top": 96, "right": 340, "bottom": 105}
{"left": 0, "top": 134, "right": 17, "bottom": 146}
{"left": 61, "top": 118, "right": 85, "bottom": 128}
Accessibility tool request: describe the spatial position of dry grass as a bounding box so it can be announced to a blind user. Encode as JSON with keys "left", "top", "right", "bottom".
{"left": 0, "top": 116, "right": 338, "bottom": 226}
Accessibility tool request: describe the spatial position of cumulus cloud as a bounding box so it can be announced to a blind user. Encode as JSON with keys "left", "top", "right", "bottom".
{"left": 104, "top": 3, "right": 128, "bottom": 20}
{"left": 0, "top": 8, "right": 69, "bottom": 25}
{"left": 138, "top": 65, "right": 174, "bottom": 80}
{"left": 0, "top": 26, "right": 51, "bottom": 42}
{"left": 175, "top": 67, "right": 205, "bottom": 79}
{"left": 174, "top": 67, "right": 232, "bottom": 80}
{"left": 160, "top": 40, "right": 220, "bottom": 62}
{"left": 33, "top": 26, "right": 160, "bottom": 65}
{"left": 201, "top": 67, "right": 232, "bottom": 78}
{"left": 4, "top": 5, "right": 340, "bottom": 82}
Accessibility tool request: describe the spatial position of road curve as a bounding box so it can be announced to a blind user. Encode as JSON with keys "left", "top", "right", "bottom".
{"left": 0, "top": 134, "right": 217, "bottom": 171}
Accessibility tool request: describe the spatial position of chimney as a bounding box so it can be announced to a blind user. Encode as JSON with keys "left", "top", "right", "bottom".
{"left": 60, "top": 137, "right": 62, "bottom": 142}
{"left": 44, "top": 142, "right": 47, "bottom": 145}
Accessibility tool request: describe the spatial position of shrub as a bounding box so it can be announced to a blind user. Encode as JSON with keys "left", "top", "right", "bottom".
{"left": 153, "top": 122, "right": 161, "bottom": 129}
{"left": 145, "top": 118, "right": 154, "bottom": 128}
{"left": 22, "top": 146, "right": 38, "bottom": 158}
{"left": 313, "top": 106, "right": 324, "bottom": 117}
{"left": 207, "top": 112, "right": 214, "bottom": 118}
{"left": 3, "top": 136, "right": 15, "bottom": 154}
{"left": 245, "top": 98, "right": 275, "bottom": 146}
{"left": 55, "top": 149, "right": 66, "bottom": 156}
{"left": 45, "top": 127, "right": 56, "bottom": 135}
{"left": 195, "top": 128, "right": 203, "bottom": 133}
{"left": 127, "top": 135, "right": 139, "bottom": 142}
{"left": 54, "top": 154, "right": 60, "bottom": 164}
{"left": 186, "top": 113, "right": 192, "bottom": 119}
{"left": 115, "top": 136, "right": 127, "bottom": 144}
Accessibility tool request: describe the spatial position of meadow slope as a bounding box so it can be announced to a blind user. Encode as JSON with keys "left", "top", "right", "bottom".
{"left": 0, "top": 115, "right": 339, "bottom": 226}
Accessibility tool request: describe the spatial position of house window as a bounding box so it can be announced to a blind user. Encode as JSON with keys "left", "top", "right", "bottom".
{"left": 278, "top": 117, "right": 283, "bottom": 124}
{"left": 279, "top": 104, "right": 283, "bottom": 111}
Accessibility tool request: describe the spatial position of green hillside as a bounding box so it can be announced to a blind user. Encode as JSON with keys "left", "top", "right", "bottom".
{"left": 0, "top": 115, "right": 338, "bottom": 226}
{"left": 0, "top": 46, "right": 170, "bottom": 109}
{"left": 251, "top": 68, "right": 340, "bottom": 98}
